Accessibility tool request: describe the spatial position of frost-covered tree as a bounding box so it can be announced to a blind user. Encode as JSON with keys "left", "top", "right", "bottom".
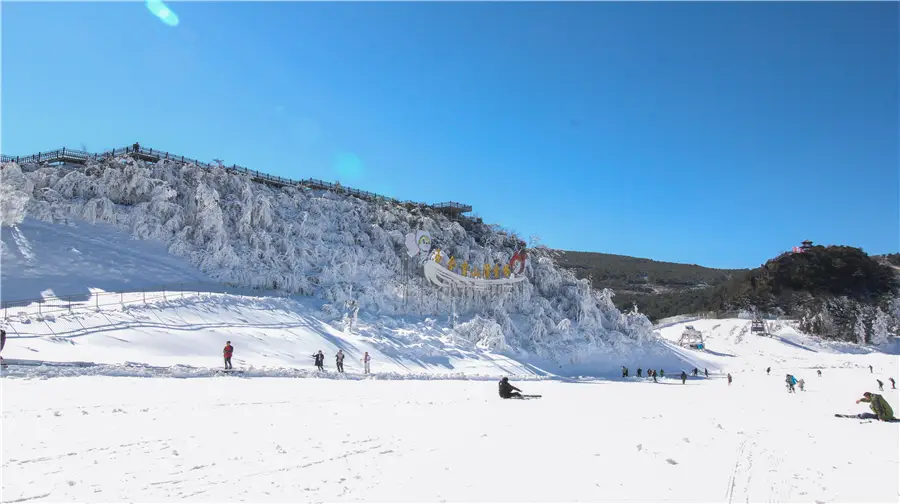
{"left": 870, "top": 307, "right": 892, "bottom": 345}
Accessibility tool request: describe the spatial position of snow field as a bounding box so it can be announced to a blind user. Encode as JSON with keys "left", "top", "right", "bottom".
{"left": 2, "top": 368, "right": 898, "bottom": 503}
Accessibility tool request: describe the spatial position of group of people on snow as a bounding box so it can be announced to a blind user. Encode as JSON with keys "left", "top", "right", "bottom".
{"left": 221, "top": 342, "right": 371, "bottom": 374}
{"left": 312, "top": 350, "right": 370, "bottom": 374}
{"left": 624, "top": 366, "right": 709, "bottom": 384}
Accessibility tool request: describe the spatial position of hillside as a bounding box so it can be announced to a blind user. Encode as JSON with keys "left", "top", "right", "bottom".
{"left": 0, "top": 155, "right": 680, "bottom": 374}
{"left": 557, "top": 250, "right": 748, "bottom": 320}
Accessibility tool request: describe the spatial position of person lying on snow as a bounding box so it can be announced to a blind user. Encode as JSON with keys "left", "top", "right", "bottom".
{"left": 499, "top": 377, "right": 524, "bottom": 399}
{"left": 856, "top": 392, "right": 895, "bottom": 422}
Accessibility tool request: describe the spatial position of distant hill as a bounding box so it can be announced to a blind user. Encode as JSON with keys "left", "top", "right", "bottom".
{"left": 559, "top": 247, "right": 900, "bottom": 344}
{"left": 556, "top": 251, "right": 748, "bottom": 320}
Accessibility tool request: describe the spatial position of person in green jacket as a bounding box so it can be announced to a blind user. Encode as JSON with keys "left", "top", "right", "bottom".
{"left": 856, "top": 392, "right": 895, "bottom": 422}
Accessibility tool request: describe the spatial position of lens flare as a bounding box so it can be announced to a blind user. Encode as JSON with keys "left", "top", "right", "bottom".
{"left": 334, "top": 152, "right": 364, "bottom": 182}
{"left": 146, "top": 0, "right": 179, "bottom": 27}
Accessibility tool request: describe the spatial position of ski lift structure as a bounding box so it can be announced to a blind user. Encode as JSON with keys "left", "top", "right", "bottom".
{"left": 678, "top": 325, "right": 705, "bottom": 350}
{"left": 750, "top": 318, "right": 768, "bottom": 336}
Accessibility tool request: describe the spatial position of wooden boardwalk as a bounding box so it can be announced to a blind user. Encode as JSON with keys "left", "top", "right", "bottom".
{"left": 1, "top": 145, "right": 471, "bottom": 217}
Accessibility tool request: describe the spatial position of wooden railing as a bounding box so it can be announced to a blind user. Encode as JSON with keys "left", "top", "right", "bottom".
{"left": 1, "top": 145, "right": 472, "bottom": 213}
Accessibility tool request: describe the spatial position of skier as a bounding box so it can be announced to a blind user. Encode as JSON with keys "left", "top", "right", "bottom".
{"left": 681, "top": 371, "right": 687, "bottom": 384}
{"left": 362, "top": 352, "right": 371, "bottom": 374}
{"left": 767, "top": 367, "right": 771, "bottom": 376}
{"left": 869, "top": 365, "right": 873, "bottom": 373}
{"left": 817, "top": 370, "right": 822, "bottom": 378}
{"left": 727, "top": 373, "right": 733, "bottom": 386}
{"left": 890, "top": 377, "right": 896, "bottom": 390}
{"left": 223, "top": 341, "right": 234, "bottom": 370}
{"left": 704, "top": 368, "right": 708, "bottom": 377}
{"left": 855, "top": 392, "right": 895, "bottom": 422}
{"left": 498, "top": 377, "right": 524, "bottom": 399}
{"left": 798, "top": 378, "right": 805, "bottom": 392}
{"left": 785, "top": 374, "right": 797, "bottom": 393}
{"left": 877, "top": 379, "right": 884, "bottom": 392}
{"left": 313, "top": 350, "right": 325, "bottom": 372}
{"left": 659, "top": 369, "right": 665, "bottom": 378}
{"left": 335, "top": 350, "right": 345, "bottom": 373}
{"left": 651, "top": 369, "right": 658, "bottom": 383}
{"left": 692, "top": 368, "right": 698, "bottom": 377}
{"left": 0, "top": 329, "right": 6, "bottom": 363}
{"left": 637, "top": 368, "right": 642, "bottom": 378}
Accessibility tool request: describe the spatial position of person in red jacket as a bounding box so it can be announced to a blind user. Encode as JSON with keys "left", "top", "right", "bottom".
{"left": 223, "top": 341, "right": 234, "bottom": 370}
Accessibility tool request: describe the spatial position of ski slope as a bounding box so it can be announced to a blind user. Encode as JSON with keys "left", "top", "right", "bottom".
{"left": 656, "top": 318, "right": 900, "bottom": 376}
{"left": 1, "top": 218, "right": 210, "bottom": 302}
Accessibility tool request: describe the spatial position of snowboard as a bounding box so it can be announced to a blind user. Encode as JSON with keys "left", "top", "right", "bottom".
{"left": 217, "top": 369, "right": 245, "bottom": 375}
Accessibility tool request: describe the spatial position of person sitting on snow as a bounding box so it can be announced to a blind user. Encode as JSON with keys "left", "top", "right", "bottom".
{"left": 856, "top": 392, "right": 895, "bottom": 422}
{"left": 499, "top": 377, "right": 524, "bottom": 399}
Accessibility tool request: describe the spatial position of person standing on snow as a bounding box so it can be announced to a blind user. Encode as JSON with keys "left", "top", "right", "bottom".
{"left": 660, "top": 369, "right": 665, "bottom": 378}
{"left": 856, "top": 392, "right": 895, "bottom": 422}
{"left": 727, "top": 373, "right": 733, "bottom": 386}
{"left": 681, "top": 371, "right": 687, "bottom": 384}
{"left": 692, "top": 368, "right": 698, "bottom": 377}
{"left": 890, "top": 377, "right": 896, "bottom": 389}
{"left": 637, "top": 368, "right": 642, "bottom": 378}
{"left": 498, "top": 377, "right": 524, "bottom": 399}
{"left": 877, "top": 379, "right": 884, "bottom": 392}
{"left": 785, "top": 374, "right": 797, "bottom": 393}
{"left": 335, "top": 350, "right": 345, "bottom": 373}
{"left": 652, "top": 370, "right": 658, "bottom": 383}
{"left": 817, "top": 370, "right": 822, "bottom": 378}
{"left": 223, "top": 341, "right": 234, "bottom": 370}
{"left": 869, "top": 365, "right": 874, "bottom": 373}
{"left": 313, "top": 350, "right": 325, "bottom": 372}
{"left": 767, "top": 367, "right": 771, "bottom": 376}
{"left": 798, "top": 378, "right": 805, "bottom": 392}
{"left": 0, "top": 329, "right": 6, "bottom": 363}
{"left": 362, "top": 352, "right": 371, "bottom": 374}
{"left": 704, "top": 368, "right": 709, "bottom": 378}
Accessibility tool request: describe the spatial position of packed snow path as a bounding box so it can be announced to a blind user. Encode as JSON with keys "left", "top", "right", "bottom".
{"left": 3, "top": 369, "right": 898, "bottom": 502}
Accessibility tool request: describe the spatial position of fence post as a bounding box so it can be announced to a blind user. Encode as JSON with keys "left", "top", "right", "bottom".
{"left": 68, "top": 295, "right": 73, "bottom": 314}
{"left": 38, "top": 299, "right": 42, "bottom": 317}
{"left": 96, "top": 292, "right": 99, "bottom": 311}
{"left": 120, "top": 291, "right": 123, "bottom": 305}
{"left": 181, "top": 283, "right": 184, "bottom": 299}
{"left": 143, "top": 290, "right": 146, "bottom": 304}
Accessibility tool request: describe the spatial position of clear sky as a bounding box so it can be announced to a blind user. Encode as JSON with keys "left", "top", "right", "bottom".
{"left": 2, "top": 1, "right": 897, "bottom": 269}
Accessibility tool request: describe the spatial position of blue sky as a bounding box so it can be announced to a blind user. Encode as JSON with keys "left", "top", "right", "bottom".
{"left": 3, "top": 2, "right": 897, "bottom": 268}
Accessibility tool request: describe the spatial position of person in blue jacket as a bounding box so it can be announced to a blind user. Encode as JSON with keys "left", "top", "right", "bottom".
{"left": 785, "top": 374, "right": 797, "bottom": 393}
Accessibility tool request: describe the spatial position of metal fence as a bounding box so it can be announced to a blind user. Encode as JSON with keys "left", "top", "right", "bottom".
{"left": 1, "top": 281, "right": 289, "bottom": 322}
{"left": 1, "top": 145, "right": 470, "bottom": 213}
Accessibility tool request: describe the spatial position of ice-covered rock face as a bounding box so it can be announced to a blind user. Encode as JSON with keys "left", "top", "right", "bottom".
{"left": 1, "top": 157, "right": 658, "bottom": 359}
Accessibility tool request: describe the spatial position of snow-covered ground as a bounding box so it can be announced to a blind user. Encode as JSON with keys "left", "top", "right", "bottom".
{"left": 3, "top": 367, "right": 898, "bottom": 503}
